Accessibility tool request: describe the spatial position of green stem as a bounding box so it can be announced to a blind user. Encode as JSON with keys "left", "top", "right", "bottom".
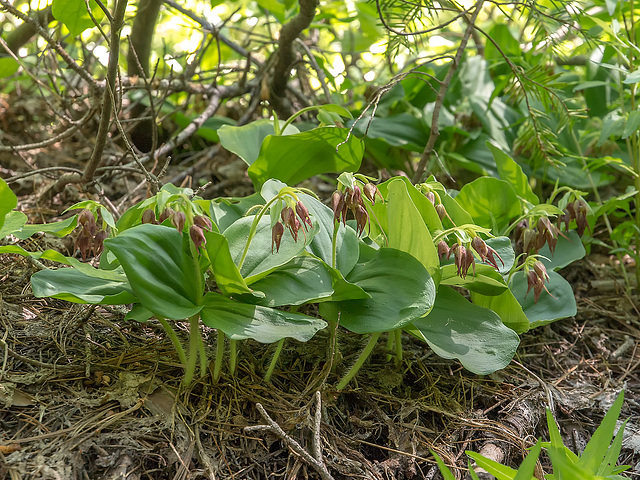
{"left": 229, "top": 339, "right": 237, "bottom": 376}
{"left": 156, "top": 315, "right": 187, "bottom": 366}
{"left": 331, "top": 220, "right": 339, "bottom": 269}
{"left": 386, "top": 332, "right": 394, "bottom": 362}
{"left": 183, "top": 314, "right": 200, "bottom": 386}
{"left": 280, "top": 105, "right": 321, "bottom": 133}
{"left": 238, "top": 196, "right": 281, "bottom": 270}
{"left": 211, "top": 329, "right": 225, "bottom": 382}
{"left": 264, "top": 338, "right": 285, "bottom": 383}
{"left": 394, "top": 329, "right": 402, "bottom": 367}
{"left": 197, "top": 321, "right": 207, "bottom": 378}
{"left": 336, "top": 332, "right": 381, "bottom": 391}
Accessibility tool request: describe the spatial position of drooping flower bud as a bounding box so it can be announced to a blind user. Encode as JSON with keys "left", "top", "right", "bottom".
{"left": 437, "top": 240, "right": 450, "bottom": 260}
{"left": 355, "top": 205, "right": 369, "bottom": 237}
{"left": 189, "top": 225, "right": 207, "bottom": 250}
{"left": 533, "top": 261, "right": 549, "bottom": 282}
{"left": 471, "top": 236, "right": 488, "bottom": 258}
{"left": 425, "top": 191, "right": 436, "bottom": 205}
{"left": 575, "top": 199, "right": 589, "bottom": 237}
{"left": 331, "top": 191, "right": 346, "bottom": 224}
{"left": 435, "top": 204, "right": 447, "bottom": 221}
{"left": 158, "top": 207, "right": 175, "bottom": 223}
{"left": 92, "top": 230, "right": 108, "bottom": 257}
{"left": 295, "top": 201, "right": 313, "bottom": 230}
{"left": 171, "top": 211, "right": 186, "bottom": 234}
{"left": 465, "top": 247, "right": 476, "bottom": 278}
{"left": 363, "top": 183, "right": 382, "bottom": 205}
{"left": 272, "top": 221, "right": 284, "bottom": 253}
{"left": 193, "top": 215, "right": 213, "bottom": 232}
{"left": 141, "top": 209, "right": 157, "bottom": 225}
{"left": 78, "top": 209, "right": 94, "bottom": 226}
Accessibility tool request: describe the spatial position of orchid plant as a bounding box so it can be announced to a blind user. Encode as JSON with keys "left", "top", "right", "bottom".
{"left": 0, "top": 113, "right": 588, "bottom": 388}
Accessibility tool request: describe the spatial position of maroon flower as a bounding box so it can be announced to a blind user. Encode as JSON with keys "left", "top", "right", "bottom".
{"left": 141, "top": 209, "right": 157, "bottom": 225}
{"left": 437, "top": 240, "right": 450, "bottom": 260}
{"left": 158, "top": 207, "right": 175, "bottom": 223}
{"left": 92, "top": 230, "right": 108, "bottom": 257}
{"left": 354, "top": 205, "right": 369, "bottom": 237}
{"left": 435, "top": 204, "right": 447, "bottom": 221}
{"left": 194, "top": 215, "right": 213, "bottom": 232}
{"left": 331, "top": 191, "right": 347, "bottom": 225}
{"left": 425, "top": 191, "right": 436, "bottom": 206}
{"left": 363, "top": 183, "right": 383, "bottom": 205}
{"left": 172, "top": 211, "right": 186, "bottom": 234}
{"left": 295, "top": 201, "right": 313, "bottom": 230}
{"left": 272, "top": 221, "right": 284, "bottom": 253}
{"left": 190, "top": 225, "right": 207, "bottom": 250}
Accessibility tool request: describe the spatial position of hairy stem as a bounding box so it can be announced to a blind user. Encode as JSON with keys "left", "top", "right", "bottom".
{"left": 229, "top": 339, "right": 237, "bottom": 376}
{"left": 156, "top": 316, "right": 187, "bottom": 366}
{"left": 336, "top": 332, "right": 381, "bottom": 391}
{"left": 394, "top": 329, "right": 403, "bottom": 367}
{"left": 264, "top": 338, "right": 285, "bottom": 383}
{"left": 183, "top": 314, "right": 201, "bottom": 386}
{"left": 211, "top": 329, "right": 225, "bottom": 382}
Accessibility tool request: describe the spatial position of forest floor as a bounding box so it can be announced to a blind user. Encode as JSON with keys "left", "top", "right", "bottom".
{"left": 1, "top": 94, "right": 640, "bottom": 480}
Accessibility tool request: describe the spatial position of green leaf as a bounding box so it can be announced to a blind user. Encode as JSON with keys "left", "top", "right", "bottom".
{"left": 455, "top": 178, "right": 521, "bottom": 232}
{"left": 237, "top": 256, "right": 335, "bottom": 307}
{"left": 31, "top": 267, "right": 136, "bottom": 305}
{"left": 0, "top": 177, "right": 17, "bottom": 231}
{"left": 431, "top": 452, "right": 457, "bottom": 480}
{"left": 320, "top": 104, "right": 353, "bottom": 119}
{"left": 298, "top": 192, "right": 360, "bottom": 276}
{"left": 14, "top": 216, "right": 77, "bottom": 240}
{"left": 218, "top": 119, "right": 299, "bottom": 165}
{"left": 125, "top": 304, "right": 154, "bottom": 323}
{"left": 353, "top": 114, "right": 428, "bottom": 151}
{"left": 623, "top": 70, "right": 640, "bottom": 84}
{"left": 467, "top": 451, "right": 518, "bottom": 479}
{"left": 224, "top": 215, "right": 319, "bottom": 283}
{"left": 471, "top": 289, "right": 530, "bottom": 334}
{"left": 579, "top": 391, "right": 624, "bottom": 474}
{"left": 248, "top": 127, "right": 364, "bottom": 188}
{"left": 52, "top": 0, "right": 104, "bottom": 37}
{"left": 538, "top": 230, "right": 586, "bottom": 271}
{"left": 622, "top": 110, "right": 640, "bottom": 139}
{"left": 319, "top": 247, "right": 436, "bottom": 334}
{"left": 0, "top": 56, "right": 19, "bottom": 78}
{"left": 203, "top": 230, "right": 252, "bottom": 296}
{"left": 383, "top": 179, "right": 441, "bottom": 284}
{"left": 409, "top": 287, "right": 519, "bottom": 375}
{"left": 514, "top": 440, "right": 543, "bottom": 480}
{"left": 104, "top": 224, "right": 203, "bottom": 320}
{"left": 0, "top": 211, "right": 27, "bottom": 238}
{"left": 486, "top": 236, "right": 515, "bottom": 274}
{"left": 200, "top": 292, "right": 326, "bottom": 343}
{"left": 440, "top": 264, "right": 509, "bottom": 296}
{"left": 488, "top": 143, "right": 539, "bottom": 205}
{"left": 510, "top": 270, "right": 577, "bottom": 329}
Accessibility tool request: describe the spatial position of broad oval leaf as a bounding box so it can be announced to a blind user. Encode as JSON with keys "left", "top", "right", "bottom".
{"left": 218, "top": 119, "right": 299, "bottom": 166}
{"left": 31, "top": 268, "right": 136, "bottom": 305}
{"left": 224, "top": 215, "right": 319, "bottom": 283}
{"left": 201, "top": 292, "right": 327, "bottom": 343}
{"left": 440, "top": 264, "right": 508, "bottom": 296}
{"left": 455, "top": 177, "right": 521, "bottom": 231}
{"left": 538, "top": 230, "right": 585, "bottom": 271}
{"left": 105, "top": 224, "right": 202, "bottom": 319}
{"left": 52, "top": 0, "right": 104, "bottom": 37}
{"left": 248, "top": 127, "right": 364, "bottom": 188}
{"left": 319, "top": 247, "right": 436, "bottom": 334}
{"left": 488, "top": 142, "right": 539, "bottom": 205}
{"left": 203, "top": 230, "right": 252, "bottom": 296}
{"left": 510, "top": 270, "right": 577, "bottom": 329}
{"left": 471, "top": 289, "right": 530, "bottom": 334}
{"left": 408, "top": 286, "right": 519, "bottom": 375}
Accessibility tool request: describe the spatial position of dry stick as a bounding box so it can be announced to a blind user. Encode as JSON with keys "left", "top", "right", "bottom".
{"left": 245, "top": 400, "right": 334, "bottom": 480}
{"left": 0, "top": 0, "right": 99, "bottom": 90}
{"left": 411, "top": 0, "right": 485, "bottom": 184}
{"left": 295, "top": 38, "right": 332, "bottom": 102}
{"left": 83, "top": 0, "right": 128, "bottom": 184}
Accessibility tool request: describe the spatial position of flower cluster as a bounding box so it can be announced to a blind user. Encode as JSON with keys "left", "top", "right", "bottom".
{"left": 558, "top": 198, "right": 589, "bottom": 237}
{"left": 75, "top": 210, "right": 108, "bottom": 260}
{"left": 425, "top": 191, "right": 449, "bottom": 221}
{"left": 331, "top": 182, "right": 382, "bottom": 236}
{"left": 526, "top": 261, "right": 552, "bottom": 303}
{"left": 272, "top": 201, "right": 313, "bottom": 253}
{"left": 515, "top": 216, "right": 562, "bottom": 255}
{"left": 437, "top": 236, "right": 503, "bottom": 279}
{"left": 141, "top": 208, "right": 212, "bottom": 250}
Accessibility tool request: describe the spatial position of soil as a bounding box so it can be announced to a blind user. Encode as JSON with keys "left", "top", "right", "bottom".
{"left": 1, "top": 92, "right": 640, "bottom": 480}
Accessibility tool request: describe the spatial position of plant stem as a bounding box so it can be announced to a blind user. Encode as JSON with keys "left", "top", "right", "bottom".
{"left": 197, "top": 320, "right": 208, "bottom": 378}
{"left": 183, "top": 314, "right": 200, "bottom": 386}
{"left": 156, "top": 315, "right": 187, "bottom": 366}
{"left": 331, "top": 220, "right": 339, "bottom": 269}
{"left": 336, "top": 332, "right": 381, "bottom": 391}
{"left": 264, "top": 338, "right": 285, "bottom": 383}
{"left": 229, "top": 339, "right": 237, "bottom": 375}
{"left": 211, "top": 329, "right": 225, "bottom": 382}
{"left": 394, "top": 329, "right": 403, "bottom": 367}
{"left": 238, "top": 196, "right": 280, "bottom": 270}
{"left": 386, "top": 332, "right": 394, "bottom": 362}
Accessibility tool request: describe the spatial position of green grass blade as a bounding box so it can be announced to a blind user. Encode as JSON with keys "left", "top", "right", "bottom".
{"left": 467, "top": 451, "right": 518, "bottom": 479}
{"left": 431, "top": 451, "right": 457, "bottom": 480}
{"left": 514, "top": 440, "right": 543, "bottom": 480}
{"left": 578, "top": 391, "right": 624, "bottom": 473}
